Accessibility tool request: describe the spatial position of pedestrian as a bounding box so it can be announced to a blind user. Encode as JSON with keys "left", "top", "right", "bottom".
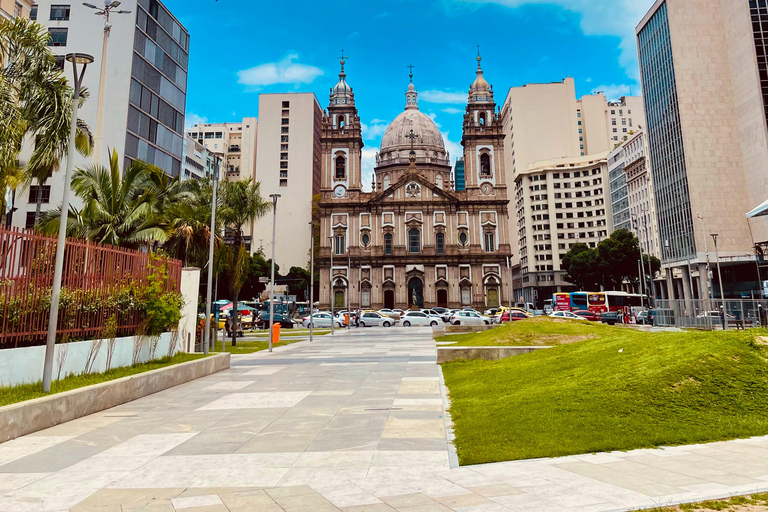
{"left": 760, "top": 304, "right": 767, "bottom": 328}
{"left": 225, "top": 316, "right": 232, "bottom": 337}
{"left": 355, "top": 309, "right": 361, "bottom": 327}
{"left": 719, "top": 306, "right": 725, "bottom": 331}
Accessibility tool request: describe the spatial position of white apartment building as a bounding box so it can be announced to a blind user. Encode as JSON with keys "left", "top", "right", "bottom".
{"left": 181, "top": 136, "right": 218, "bottom": 182}
{"left": 186, "top": 118, "right": 257, "bottom": 181}
{"left": 252, "top": 93, "right": 322, "bottom": 270}
{"left": 514, "top": 153, "right": 611, "bottom": 305}
{"left": 606, "top": 97, "right": 645, "bottom": 146}
{"left": 10, "top": 0, "right": 189, "bottom": 231}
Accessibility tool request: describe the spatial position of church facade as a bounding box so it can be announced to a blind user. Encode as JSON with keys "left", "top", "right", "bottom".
{"left": 317, "top": 57, "right": 513, "bottom": 311}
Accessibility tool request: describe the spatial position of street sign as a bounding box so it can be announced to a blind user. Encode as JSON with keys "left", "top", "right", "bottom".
{"left": 259, "top": 277, "right": 270, "bottom": 283}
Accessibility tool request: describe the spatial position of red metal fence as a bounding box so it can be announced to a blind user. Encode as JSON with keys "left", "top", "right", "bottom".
{"left": 0, "top": 226, "right": 182, "bottom": 349}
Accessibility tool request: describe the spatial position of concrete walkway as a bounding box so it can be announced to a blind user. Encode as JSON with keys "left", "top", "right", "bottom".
{"left": 1, "top": 328, "right": 768, "bottom": 512}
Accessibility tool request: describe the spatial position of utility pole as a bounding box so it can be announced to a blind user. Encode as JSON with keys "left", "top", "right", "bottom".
{"left": 203, "top": 157, "right": 220, "bottom": 355}
{"left": 329, "top": 236, "right": 335, "bottom": 335}
{"left": 268, "top": 195, "right": 280, "bottom": 352}
{"left": 712, "top": 233, "right": 726, "bottom": 330}
{"left": 308, "top": 221, "right": 314, "bottom": 343}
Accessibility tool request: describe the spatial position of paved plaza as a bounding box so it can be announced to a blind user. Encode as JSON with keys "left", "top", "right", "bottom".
{"left": 1, "top": 328, "right": 768, "bottom": 511}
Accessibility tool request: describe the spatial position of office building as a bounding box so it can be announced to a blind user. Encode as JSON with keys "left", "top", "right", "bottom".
{"left": 608, "top": 148, "right": 629, "bottom": 232}
{"left": 1, "top": 0, "right": 32, "bottom": 19}
{"left": 453, "top": 158, "right": 466, "bottom": 191}
{"left": 186, "top": 118, "right": 257, "bottom": 181}
{"left": 251, "top": 93, "right": 322, "bottom": 270}
{"left": 12, "top": 0, "right": 188, "bottom": 231}
{"left": 514, "top": 153, "right": 611, "bottom": 305}
{"left": 605, "top": 97, "right": 645, "bottom": 146}
{"left": 181, "top": 136, "right": 218, "bottom": 181}
{"left": 637, "top": 0, "right": 768, "bottom": 299}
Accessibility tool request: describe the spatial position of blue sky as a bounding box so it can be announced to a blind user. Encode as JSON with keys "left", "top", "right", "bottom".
{"left": 166, "top": 0, "right": 654, "bottom": 183}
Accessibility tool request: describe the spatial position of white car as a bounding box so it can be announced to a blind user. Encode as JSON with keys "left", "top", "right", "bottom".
{"left": 401, "top": 311, "right": 441, "bottom": 327}
{"left": 450, "top": 311, "right": 491, "bottom": 326}
{"left": 378, "top": 309, "right": 401, "bottom": 320}
{"left": 548, "top": 311, "right": 588, "bottom": 321}
{"left": 302, "top": 313, "right": 344, "bottom": 328}
{"left": 359, "top": 311, "right": 394, "bottom": 327}
{"left": 421, "top": 309, "right": 443, "bottom": 320}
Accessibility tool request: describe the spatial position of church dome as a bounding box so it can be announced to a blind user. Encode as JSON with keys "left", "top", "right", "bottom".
{"left": 330, "top": 59, "right": 354, "bottom": 106}
{"left": 469, "top": 54, "right": 493, "bottom": 104}
{"left": 380, "top": 108, "right": 445, "bottom": 153}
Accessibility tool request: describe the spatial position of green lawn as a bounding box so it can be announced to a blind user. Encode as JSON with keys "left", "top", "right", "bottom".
{"left": 436, "top": 317, "right": 617, "bottom": 346}
{"left": 0, "top": 353, "right": 207, "bottom": 407}
{"left": 442, "top": 319, "right": 768, "bottom": 465}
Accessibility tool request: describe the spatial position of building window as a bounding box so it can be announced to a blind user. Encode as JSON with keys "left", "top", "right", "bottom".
{"left": 281, "top": 144, "right": 288, "bottom": 151}
{"left": 282, "top": 101, "right": 290, "bottom": 108}
{"left": 48, "top": 28, "right": 68, "bottom": 47}
{"left": 25, "top": 212, "right": 36, "bottom": 229}
{"left": 435, "top": 232, "right": 445, "bottom": 254}
{"left": 334, "top": 235, "right": 345, "bottom": 255}
{"left": 384, "top": 233, "right": 393, "bottom": 255}
{"left": 280, "top": 153, "right": 288, "bottom": 160}
{"left": 280, "top": 162, "right": 288, "bottom": 169}
{"left": 281, "top": 136, "right": 289, "bottom": 143}
{"left": 335, "top": 155, "right": 346, "bottom": 180}
{"left": 459, "top": 232, "right": 468, "bottom": 246}
{"left": 408, "top": 229, "right": 420, "bottom": 254}
{"left": 205, "top": 133, "right": 214, "bottom": 139}
{"left": 361, "top": 233, "right": 370, "bottom": 246}
{"left": 281, "top": 127, "right": 289, "bottom": 134}
{"left": 30, "top": 4, "right": 38, "bottom": 19}
{"left": 29, "top": 185, "right": 51, "bottom": 204}
{"left": 281, "top": 118, "right": 289, "bottom": 125}
{"left": 50, "top": 4, "right": 70, "bottom": 20}
{"left": 279, "top": 179, "right": 288, "bottom": 187}
{"left": 480, "top": 153, "right": 491, "bottom": 177}
{"left": 280, "top": 170, "right": 287, "bottom": 177}
{"left": 215, "top": 132, "right": 223, "bottom": 138}
{"left": 478, "top": 112, "right": 486, "bottom": 126}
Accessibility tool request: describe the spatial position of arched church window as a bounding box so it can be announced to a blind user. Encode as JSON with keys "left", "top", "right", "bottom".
{"left": 480, "top": 154, "right": 491, "bottom": 177}
{"left": 459, "top": 232, "right": 468, "bottom": 246}
{"left": 335, "top": 155, "right": 346, "bottom": 180}
{"left": 409, "top": 229, "right": 421, "bottom": 254}
{"left": 436, "top": 173, "right": 443, "bottom": 190}
{"left": 338, "top": 116, "right": 345, "bottom": 129}
{"left": 435, "top": 232, "right": 445, "bottom": 255}
{"left": 479, "top": 112, "right": 486, "bottom": 126}
{"left": 384, "top": 233, "right": 393, "bottom": 255}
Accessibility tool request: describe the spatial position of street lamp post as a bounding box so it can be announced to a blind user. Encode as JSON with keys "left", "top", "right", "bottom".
{"left": 268, "top": 194, "right": 280, "bottom": 353}
{"left": 42, "top": 53, "right": 94, "bottom": 393}
{"left": 203, "top": 157, "right": 220, "bottom": 356}
{"left": 83, "top": 1, "right": 131, "bottom": 164}
{"left": 632, "top": 215, "right": 647, "bottom": 311}
{"left": 712, "top": 233, "right": 726, "bottom": 330}
{"left": 329, "top": 236, "right": 334, "bottom": 336}
{"left": 308, "top": 221, "right": 314, "bottom": 343}
{"left": 697, "top": 212, "right": 713, "bottom": 300}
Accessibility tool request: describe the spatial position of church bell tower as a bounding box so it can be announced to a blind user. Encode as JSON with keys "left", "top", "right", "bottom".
{"left": 322, "top": 54, "right": 364, "bottom": 198}
{"left": 461, "top": 52, "right": 505, "bottom": 191}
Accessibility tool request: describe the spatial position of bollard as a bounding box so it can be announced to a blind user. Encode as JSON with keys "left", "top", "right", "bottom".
{"left": 272, "top": 322, "right": 281, "bottom": 344}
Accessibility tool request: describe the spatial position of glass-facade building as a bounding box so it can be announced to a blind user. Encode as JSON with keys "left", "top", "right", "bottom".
{"left": 751, "top": 0, "right": 768, "bottom": 126}
{"left": 637, "top": 1, "right": 694, "bottom": 264}
{"left": 453, "top": 158, "right": 466, "bottom": 191}
{"left": 125, "top": 0, "right": 189, "bottom": 177}
{"left": 608, "top": 155, "right": 630, "bottom": 232}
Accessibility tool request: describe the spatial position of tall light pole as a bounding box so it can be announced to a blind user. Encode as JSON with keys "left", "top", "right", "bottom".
{"left": 83, "top": 1, "right": 131, "bottom": 164}
{"left": 203, "top": 157, "right": 220, "bottom": 356}
{"left": 308, "top": 221, "right": 314, "bottom": 343}
{"left": 329, "top": 236, "right": 335, "bottom": 336}
{"left": 697, "top": 212, "right": 713, "bottom": 299}
{"left": 632, "top": 215, "right": 647, "bottom": 310}
{"left": 43, "top": 53, "right": 94, "bottom": 393}
{"left": 268, "top": 194, "right": 280, "bottom": 353}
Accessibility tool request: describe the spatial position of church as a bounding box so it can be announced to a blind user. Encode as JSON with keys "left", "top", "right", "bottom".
{"left": 317, "top": 56, "right": 513, "bottom": 311}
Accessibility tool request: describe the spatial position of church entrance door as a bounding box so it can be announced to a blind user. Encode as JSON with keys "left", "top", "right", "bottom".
{"left": 408, "top": 278, "right": 424, "bottom": 309}
{"left": 334, "top": 291, "right": 345, "bottom": 310}
{"left": 437, "top": 289, "right": 448, "bottom": 308}
{"left": 487, "top": 288, "right": 499, "bottom": 308}
{"left": 384, "top": 290, "right": 395, "bottom": 310}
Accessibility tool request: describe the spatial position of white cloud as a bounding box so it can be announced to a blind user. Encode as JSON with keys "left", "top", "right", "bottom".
{"left": 441, "top": 107, "right": 464, "bottom": 115}
{"left": 237, "top": 54, "right": 324, "bottom": 88}
{"left": 420, "top": 90, "right": 467, "bottom": 104}
{"left": 185, "top": 113, "right": 207, "bottom": 131}
{"left": 361, "top": 119, "right": 389, "bottom": 140}
{"left": 449, "top": 0, "right": 655, "bottom": 81}
{"left": 427, "top": 113, "right": 442, "bottom": 129}
{"left": 441, "top": 131, "right": 463, "bottom": 164}
{"left": 361, "top": 148, "right": 378, "bottom": 192}
{"left": 592, "top": 83, "right": 638, "bottom": 101}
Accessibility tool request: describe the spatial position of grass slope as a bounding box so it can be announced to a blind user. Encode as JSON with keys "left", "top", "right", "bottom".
{"left": 0, "top": 353, "right": 206, "bottom": 407}
{"left": 442, "top": 319, "right": 768, "bottom": 465}
{"left": 436, "top": 317, "right": 617, "bottom": 346}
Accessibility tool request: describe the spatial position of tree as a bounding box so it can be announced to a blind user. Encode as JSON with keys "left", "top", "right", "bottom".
{"left": 562, "top": 243, "right": 603, "bottom": 291}
{"left": 163, "top": 177, "right": 219, "bottom": 267}
{"left": 218, "top": 179, "right": 271, "bottom": 346}
{"left": 285, "top": 266, "right": 311, "bottom": 300}
{"left": 39, "top": 149, "right": 168, "bottom": 249}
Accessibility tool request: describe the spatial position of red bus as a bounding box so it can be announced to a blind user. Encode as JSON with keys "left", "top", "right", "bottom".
{"left": 551, "top": 291, "right": 647, "bottom": 313}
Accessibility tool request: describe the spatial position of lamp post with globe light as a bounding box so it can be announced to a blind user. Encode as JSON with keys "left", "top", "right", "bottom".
{"left": 42, "top": 53, "right": 95, "bottom": 393}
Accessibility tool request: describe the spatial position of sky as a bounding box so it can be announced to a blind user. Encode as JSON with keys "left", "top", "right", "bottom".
{"left": 166, "top": 0, "right": 656, "bottom": 186}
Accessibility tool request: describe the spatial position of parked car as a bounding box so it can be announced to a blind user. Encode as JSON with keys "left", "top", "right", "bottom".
{"left": 450, "top": 311, "right": 491, "bottom": 326}
{"left": 432, "top": 307, "right": 448, "bottom": 315}
{"left": 548, "top": 311, "right": 588, "bottom": 321}
{"left": 574, "top": 310, "right": 601, "bottom": 322}
{"left": 256, "top": 312, "right": 295, "bottom": 329}
{"left": 484, "top": 308, "right": 501, "bottom": 316}
{"left": 441, "top": 309, "right": 460, "bottom": 322}
{"left": 402, "top": 311, "right": 441, "bottom": 327}
{"left": 301, "top": 312, "right": 344, "bottom": 329}
{"left": 421, "top": 309, "right": 443, "bottom": 320}
{"left": 378, "top": 309, "right": 401, "bottom": 320}
{"left": 600, "top": 311, "right": 619, "bottom": 325}
{"left": 500, "top": 311, "right": 531, "bottom": 323}
{"left": 358, "top": 311, "right": 394, "bottom": 327}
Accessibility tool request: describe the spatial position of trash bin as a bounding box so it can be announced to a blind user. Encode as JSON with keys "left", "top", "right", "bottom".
{"left": 272, "top": 322, "right": 281, "bottom": 344}
{"left": 344, "top": 313, "right": 349, "bottom": 326}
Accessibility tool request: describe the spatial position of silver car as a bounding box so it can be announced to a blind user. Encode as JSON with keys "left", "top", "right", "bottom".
{"left": 359, "top": 311, "right": 394, "bottom": 327}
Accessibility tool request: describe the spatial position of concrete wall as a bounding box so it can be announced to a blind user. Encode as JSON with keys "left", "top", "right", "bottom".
{"left": 0, "top": 353, "right": 230, "bottom": 443}
{"left": 179, "top": 267, "right": 201, "bottom": 353}
{"left": 0, "top": 333, "right": 183, "bottom": 388}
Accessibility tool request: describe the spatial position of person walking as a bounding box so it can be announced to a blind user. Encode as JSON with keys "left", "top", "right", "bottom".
{"left": 719, "top": 306, "right": 726, "bottom": 331}
{"left": 759, "top": 304, "right": 767, "bottom": 328}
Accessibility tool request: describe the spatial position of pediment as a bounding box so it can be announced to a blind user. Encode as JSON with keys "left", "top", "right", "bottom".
{"left": 369, "top": 171, "right": 460, "bottom": 206}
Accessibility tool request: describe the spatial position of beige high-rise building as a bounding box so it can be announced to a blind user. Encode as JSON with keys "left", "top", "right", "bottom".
{"left": 187, "top": 118, "right": 257, "bottom": 181}
{"left": 637, "top": 0, "right": 768, "bottom": 300}
{"left": 252, "top": 93, "right": 322, "bottom": 270}
{"left": 605, "top": 97, "right": 646, "bottom": 147}
{"left": 0, "top": 0, "right": 32, "bottom": 19}
{"left": 514, "top": 153, "right": 611, "bottom": 305}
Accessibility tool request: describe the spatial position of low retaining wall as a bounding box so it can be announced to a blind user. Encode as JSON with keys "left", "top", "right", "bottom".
{"left": 0, "top": 353, "right": 230, "bottom": 443}
{"left": 437, "top": 346, "right": 552, "bottom": 364}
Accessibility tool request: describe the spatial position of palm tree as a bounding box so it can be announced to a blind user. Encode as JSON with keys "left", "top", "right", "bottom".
{"left": 219, "top": 179, "right": 271, "bottom": 346}
{"left": 39, "top": 149, "right": 167, "bottom": 249}
{"left": 0, "top": 18, "right": 93, "bottom": 225}
{"left": 163, "top": 178, "right": 220, "bottom": 267}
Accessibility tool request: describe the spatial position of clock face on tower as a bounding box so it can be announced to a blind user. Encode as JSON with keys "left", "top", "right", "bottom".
{"left": 481, "top": 183, "right": 493, "bottom": 195}
{"left": 334, "top": 185, "right": 346, "bottom": 198}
